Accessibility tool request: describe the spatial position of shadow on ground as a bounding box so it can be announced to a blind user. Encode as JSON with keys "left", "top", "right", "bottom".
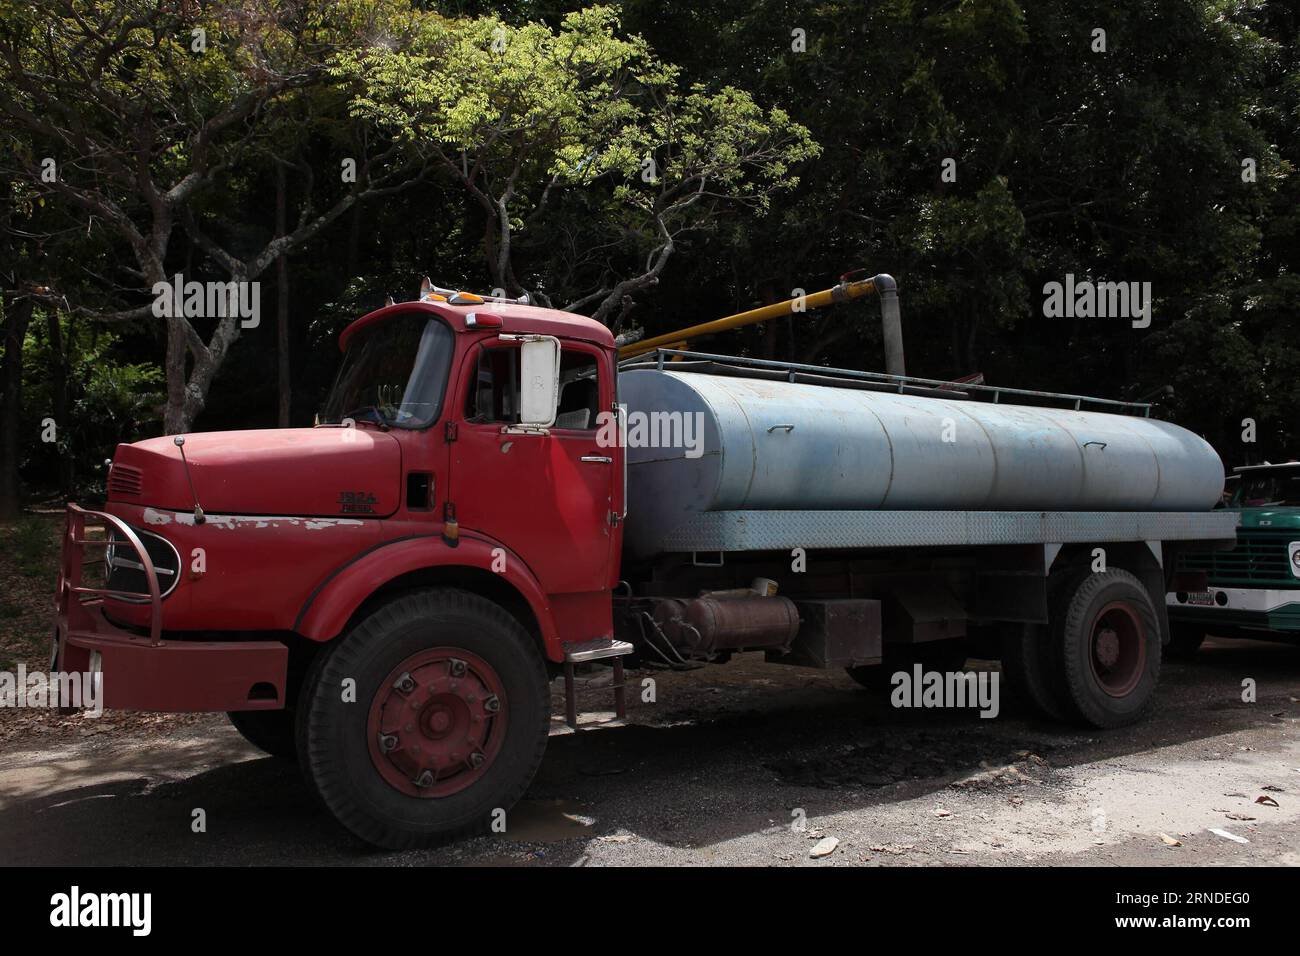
{"left": 0, "top": 636, "right": 1295, "bottom": 865}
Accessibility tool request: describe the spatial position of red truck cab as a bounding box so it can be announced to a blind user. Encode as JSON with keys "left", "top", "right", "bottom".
{"left": 55, "top": 296, "right": 621, "bottom": 846}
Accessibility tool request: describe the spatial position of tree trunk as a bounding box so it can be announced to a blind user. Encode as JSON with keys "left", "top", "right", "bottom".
{"left": 163, "top": 314, "right": 188, "bottom": 435}
{"left": 276, "top": 164, "right": 291, "bottom": 428}
{"left": 347, "top": 202, "right": 361, "bottom": 279}
{"left": 0, "top": 297, "right": 33, "bottom": 517}
{"left": 45, "top": 308, "right": 73, "bottom": 496}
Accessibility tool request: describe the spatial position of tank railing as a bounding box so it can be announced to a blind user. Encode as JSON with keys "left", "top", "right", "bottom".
{"left": 621, "top": 348, "right": 1154, "bottom": 417}
{"left": 60, "top": 503, "right": 163, "bottom": 645}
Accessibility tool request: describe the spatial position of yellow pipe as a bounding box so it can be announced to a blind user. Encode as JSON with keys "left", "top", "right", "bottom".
{"left": 618, "top": 278, "right": 881, "bottom": 360}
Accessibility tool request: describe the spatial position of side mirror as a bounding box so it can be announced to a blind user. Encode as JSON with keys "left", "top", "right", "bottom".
{"left": 518, "top": 336, "right": 560, "bottom": 427}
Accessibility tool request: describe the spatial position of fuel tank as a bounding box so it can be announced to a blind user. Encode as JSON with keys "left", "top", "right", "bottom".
{"left": 619, "top": 370, "right": 1225, "bottom": 559}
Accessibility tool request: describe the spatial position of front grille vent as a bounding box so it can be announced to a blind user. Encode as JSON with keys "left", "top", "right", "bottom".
{"left": 105, "top": 525, "right": 182, "bottom": 601}
{"left": 107, "top": 464, "right": 143, "bottom": 498}
{"left": 1179, "top": 530, "right": 1296, "bottom": 586}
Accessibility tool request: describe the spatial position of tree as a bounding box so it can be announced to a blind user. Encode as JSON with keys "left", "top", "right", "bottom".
{"left": 332, "top": 5, "right": 818, "bottom": 328}
{"left": 0, "top": 0, "right": 434, "bottom": 431}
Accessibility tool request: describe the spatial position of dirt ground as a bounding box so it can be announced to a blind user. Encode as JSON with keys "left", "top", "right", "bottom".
{"left": 1, "top": 633, "right": 1297, "bottom": 867}
{"left": 3, "top": 515, "right": 1297, "bottom": 866}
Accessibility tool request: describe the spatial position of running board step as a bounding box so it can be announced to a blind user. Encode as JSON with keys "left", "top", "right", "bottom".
{"left": 561, "top": 638, "right": 633, "bottom": 729}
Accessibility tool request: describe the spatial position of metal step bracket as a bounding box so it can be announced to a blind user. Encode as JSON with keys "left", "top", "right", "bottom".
{"left": 561, "top": 638, "right": 634, "bottom": 729}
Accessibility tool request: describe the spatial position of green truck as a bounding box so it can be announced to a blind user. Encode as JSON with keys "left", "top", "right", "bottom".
{"left": 1167, "top": 461, "right": 1300, "bottom": 656}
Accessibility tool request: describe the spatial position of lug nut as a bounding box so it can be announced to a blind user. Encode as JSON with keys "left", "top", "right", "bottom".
{"left": 394, "top": 672, "right": 416, "bottom": 693}
{"left": 483, "top": 694, "right": 500, "bottom": 713}
{"left": 414, "top": 770, "right": 435, "bottom": 788}
{"left": 468, "top": 752, "right": 485, "bottom": 769}
{"left": 449, "top": 659, "right": 467, "bottom": 678}
{"left": 378, "top": 733, "right": 398, "bottom": 753}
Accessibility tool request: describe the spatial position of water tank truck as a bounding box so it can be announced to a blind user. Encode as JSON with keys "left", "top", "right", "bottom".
{"left": 53, "top": 272, "right": 1237, "bottom": 847}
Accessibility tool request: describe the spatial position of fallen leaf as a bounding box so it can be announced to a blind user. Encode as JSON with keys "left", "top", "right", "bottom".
{"left": 1158, "top": 833, "right": 1182, "bottom": 847}
{"left": 1255, "top": 795, "right": 1280, "bottom": 808}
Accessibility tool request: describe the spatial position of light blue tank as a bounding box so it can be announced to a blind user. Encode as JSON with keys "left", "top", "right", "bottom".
{"left": 619, "top": 370, "right": 1225, "bottom": 559}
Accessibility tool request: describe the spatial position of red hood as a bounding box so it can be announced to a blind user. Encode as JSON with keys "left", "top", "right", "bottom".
{"left": 107, "top": 427, "right": 402, "bottom": 518}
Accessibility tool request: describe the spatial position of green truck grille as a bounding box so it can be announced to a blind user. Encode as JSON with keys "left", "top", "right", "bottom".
{"left": 1180, "top": 529, "right": 1296, "bottom": 587}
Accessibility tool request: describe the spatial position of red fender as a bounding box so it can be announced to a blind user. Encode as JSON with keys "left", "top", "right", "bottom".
{"left": 293, "top": 533, "right": 561, "bottom": 660}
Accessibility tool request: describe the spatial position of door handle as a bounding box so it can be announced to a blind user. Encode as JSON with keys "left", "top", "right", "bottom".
{"left": 580, "top": 455, "right": 613, "bottom": 464}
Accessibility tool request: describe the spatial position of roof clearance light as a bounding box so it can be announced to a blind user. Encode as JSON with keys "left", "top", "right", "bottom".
{"left": 465, "top": 312, "right": 503, "bottom": 329}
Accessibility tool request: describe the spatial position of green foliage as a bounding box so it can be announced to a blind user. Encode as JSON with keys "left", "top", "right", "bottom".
{"left": 331, "top": 4, "right": 816, "bottom": 313}
{"left": 20, "top": 313, "right": 164, "bottom": 496}
{"left": 8, "top": 515, "right": 57, "bottom": 578}
{"left": 4, "top": 0, "right": 1300, "bottom": 490}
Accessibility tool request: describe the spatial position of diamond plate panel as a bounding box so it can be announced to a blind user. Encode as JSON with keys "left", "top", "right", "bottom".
{"left": 659, "top": 510, "right": 1240, "bottom": 553}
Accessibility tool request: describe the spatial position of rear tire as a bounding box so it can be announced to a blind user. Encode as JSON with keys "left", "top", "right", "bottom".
{"left": 296, "top": 588, "right": 551, "bottom": 849}
{"left": 1053, "top": 569, "right": 1161, "bottom": 728}
{"left": 227, "top": 709, "right": 297, "bottom": 759}
{"left": 1000, "top": 622, "right": 1069, "bottom": 721}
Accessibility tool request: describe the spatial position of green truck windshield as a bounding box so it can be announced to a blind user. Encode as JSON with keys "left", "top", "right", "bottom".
{"left": 1234, "top": 471, "right": 1300, "bottom": 508}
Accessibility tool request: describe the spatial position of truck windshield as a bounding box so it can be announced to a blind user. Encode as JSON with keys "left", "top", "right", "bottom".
{"left": 1234, "top": 471, "right": 1300, "bottom": 507}
{"left": 321, "top": 314, "right": 453, "bottom": 429}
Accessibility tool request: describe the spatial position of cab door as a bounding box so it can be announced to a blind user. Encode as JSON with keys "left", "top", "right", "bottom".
{"left": 448, "top": 339, "right": 617, "bottom": 597}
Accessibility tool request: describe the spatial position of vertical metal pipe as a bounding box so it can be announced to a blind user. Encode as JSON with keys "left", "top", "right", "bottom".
{"left": 613, "top": 658, "right": 626, "bottom": 720}
{"left": 870, "top": 274, "right": 905, "bottom": 377}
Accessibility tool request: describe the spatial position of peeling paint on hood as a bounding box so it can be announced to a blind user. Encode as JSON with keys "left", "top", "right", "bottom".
{"left": 143, "top": 508, "right": 366, "bottom": 531}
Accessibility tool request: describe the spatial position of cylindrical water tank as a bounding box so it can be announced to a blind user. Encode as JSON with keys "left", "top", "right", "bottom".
{"left": 619, "top": 370, "right": 1224, "bottom": 559}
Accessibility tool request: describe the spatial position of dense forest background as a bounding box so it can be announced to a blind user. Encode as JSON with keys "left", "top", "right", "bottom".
{"left": 2, "top": 0, "right": 1298, "bottom": 516}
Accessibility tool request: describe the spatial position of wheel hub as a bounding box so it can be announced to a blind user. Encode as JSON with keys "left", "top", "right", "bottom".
{"left": 366, "top": 649, "right": 508, "bottom": 798}
{"left": 1088, "top": 602, "right": 1146, "bottom": 698}
{"left": 1094, "top": 628, "right": 1120, "bottom": 669}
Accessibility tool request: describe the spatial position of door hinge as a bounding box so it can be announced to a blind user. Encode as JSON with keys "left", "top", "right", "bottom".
{"left": 445, "top": 421, "right": 458, "bottom": 442}
{"left": 608, "top": 510, "right": 621, "bottom": 527}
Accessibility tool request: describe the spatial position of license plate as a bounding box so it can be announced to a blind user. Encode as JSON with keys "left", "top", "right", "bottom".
{"left": 1186, "top": 590, "right": 1215, "bottom": 607}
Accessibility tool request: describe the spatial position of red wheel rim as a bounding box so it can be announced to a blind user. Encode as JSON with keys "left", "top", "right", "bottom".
{"left": 1088, "top": 601, "right": 1146, "bottom": 698}
{"left": 366, "top": 648, "right": 508, "bottom": 798}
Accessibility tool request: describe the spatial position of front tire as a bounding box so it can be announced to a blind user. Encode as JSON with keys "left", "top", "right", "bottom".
{"left": 228, "top": 709, "right": 297, "bottom": 759}
{"left": 296, "top": 588, "right": 550, "bottom": 849}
